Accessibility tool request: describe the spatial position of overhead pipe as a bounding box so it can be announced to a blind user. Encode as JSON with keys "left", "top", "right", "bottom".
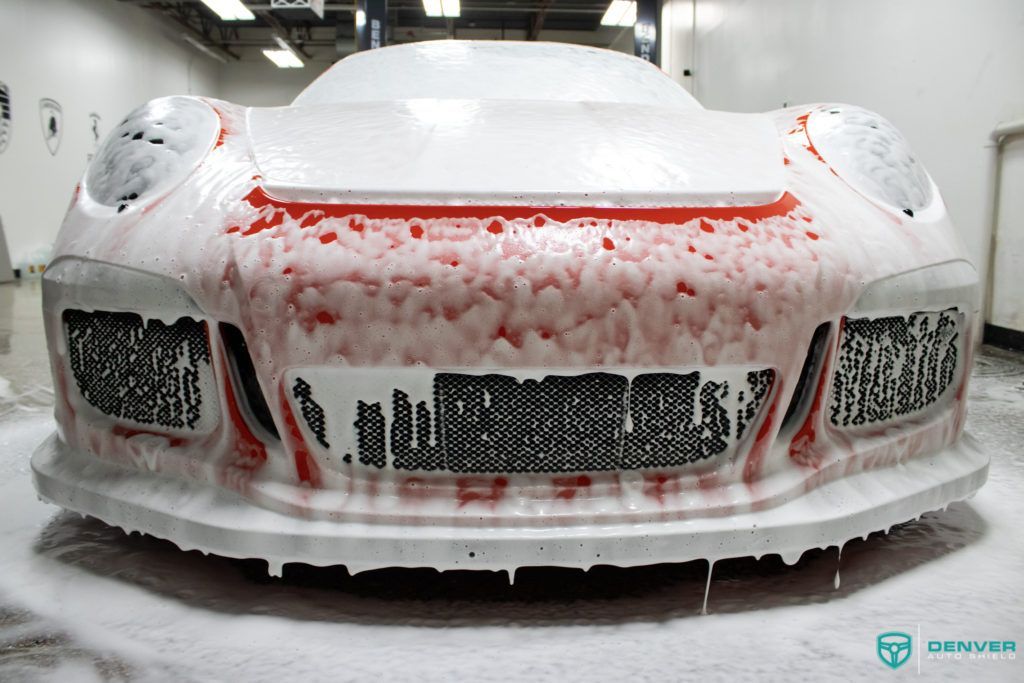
{"left": 983, "top": 117, "right": 1024, "bottom": 331}
{"left": 243, "top": 3, "right": 607, "bottom": 12}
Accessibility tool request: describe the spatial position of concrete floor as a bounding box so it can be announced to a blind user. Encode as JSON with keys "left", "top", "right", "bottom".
{"left": 0, "top": 280, "right": 1021, "bottom": 682}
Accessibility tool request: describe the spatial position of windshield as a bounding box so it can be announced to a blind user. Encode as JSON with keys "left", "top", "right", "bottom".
{"left": 293, "top": 40, "right": 701, "bottom": 110}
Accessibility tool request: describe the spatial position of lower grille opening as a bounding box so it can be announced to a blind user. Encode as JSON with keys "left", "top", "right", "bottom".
{"left": 290, "top": 368, "right": 775, "bottom": 474}
{"left": 220, "top": 323, "right": 279, "bottom": 440}
{"left": 63, "top": 309, "right": 216, "bottom": 433}
{"left": 780, "top": 322, "right": 832, "bottom": 433}
{"left": 829, "top": 309, "right": 961, "bottom": 428}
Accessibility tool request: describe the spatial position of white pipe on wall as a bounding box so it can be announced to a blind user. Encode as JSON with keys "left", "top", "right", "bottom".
{"left": 983, "top": 117, "right": 1024, "bottom": 329}
{"left": 991, "top": 119, "right": 1024, "bottom": 144}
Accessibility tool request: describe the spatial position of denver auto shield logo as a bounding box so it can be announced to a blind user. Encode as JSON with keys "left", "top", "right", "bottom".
{"left": 878, "top": 631, "right": 913, "bottom": 669}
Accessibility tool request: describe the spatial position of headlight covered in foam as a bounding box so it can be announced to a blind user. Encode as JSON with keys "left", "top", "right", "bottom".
{"left": 807, "top": 105, "right": 933, "bottom": 215}
{"left": 85, "top": 96, "right": 219, "bottom": 212}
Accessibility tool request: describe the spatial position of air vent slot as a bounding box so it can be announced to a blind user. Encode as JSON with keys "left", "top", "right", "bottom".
{"left": 781, "top": 322, "right": 832, "bottom": 433}
{"left": 220, "top": 323, "right": 279, "bottom": 440}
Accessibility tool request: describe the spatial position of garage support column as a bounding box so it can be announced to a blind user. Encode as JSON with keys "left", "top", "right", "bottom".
{"left": 355, "top": 0, "right": 387, "bottom": 51}
{"left": 634, "top": 0, "right": 659, "bottom": 65}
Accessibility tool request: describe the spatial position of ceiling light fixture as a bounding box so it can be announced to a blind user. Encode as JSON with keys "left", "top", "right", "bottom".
{"left": 600, "top": 0, "right": 636, "bottom": 27}
{"left": 262, "top": 48, "right": 304, "bottom": 68}
{"left": 199, "top": 0, "right": 255, "bottom": 21}
{"left": 422, "top": 0, "right": 442, "bottom": 17}
{"left": 422, "top": 0, "right": 459, "bottom": 18}
{"left": 440, "top": 0, "right": 460, "bottom": 18}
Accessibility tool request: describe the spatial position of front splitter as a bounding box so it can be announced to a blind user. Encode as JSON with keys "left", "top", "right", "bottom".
{"left": 31, "top": 433, "right": 988, "bottom": 575}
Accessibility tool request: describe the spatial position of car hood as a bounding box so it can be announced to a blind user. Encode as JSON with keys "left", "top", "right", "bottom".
{"left": 246, "top": 100, "right": 785, "bottom": 208}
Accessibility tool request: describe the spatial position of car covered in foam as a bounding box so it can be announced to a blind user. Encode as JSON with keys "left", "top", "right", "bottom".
{"left": 32, "top": 40, "right": 987, "bottom": 575}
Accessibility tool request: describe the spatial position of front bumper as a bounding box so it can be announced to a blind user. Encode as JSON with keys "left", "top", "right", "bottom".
{"left": 40, "top": 173, "right": 984, "bottom": 571}
{"left": 32, "top": 431, "right": 988, "bottom": 573}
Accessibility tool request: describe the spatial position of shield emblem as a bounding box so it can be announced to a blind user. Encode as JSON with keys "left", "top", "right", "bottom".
{"left": 88, "top": 112, "right": 102, "bottom": 161}
{"left": 0, "top": 82, "right": 11, "bottom": 154}
{"left": 39, "top": 97, "right": 62, "bottom": 156}
{"left": 877, "top": 631, "right": 913, "bottom": 669}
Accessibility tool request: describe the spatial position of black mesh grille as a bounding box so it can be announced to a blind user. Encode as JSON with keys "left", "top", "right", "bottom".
{"left": 829, "top": 309, "right": 960, "bottom": 428}
{"left": 63, "top": 309, "right": 213, "bottom": 432}
{"left": 292, "top": 377, "right": 327, "bottom": 448}
{"left": 435, "top": 373, "right": 628, "bottom": 474}
{"left": 293, "top": 369, "right": 774, "bottom": 474}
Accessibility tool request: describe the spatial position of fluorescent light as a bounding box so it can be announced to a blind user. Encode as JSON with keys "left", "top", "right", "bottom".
{"left": 422, "top": 0, "right": 443, "bottom": 17}
{"left": 263, "top": 48, "right": 304, "bottom": 68}
{"left": 355, "top": 9, "right": 367, "bottom": 27}
{"left": 600, "top": 0, "right": 636, "bottom": 27}
{"left": 199, "top": 0, "right": 254, "bottom": 21}
{"left": 268, "top": 35, "right": 303, "bottom": 67}
{"left": 440, "top": 0, "right": 460, "bottom": 17}
{"left": 423, "top": 0, "right": 458, "bottom": 18}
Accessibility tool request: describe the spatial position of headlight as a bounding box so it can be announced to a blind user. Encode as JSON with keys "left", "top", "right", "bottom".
{"left": 84, "top": 96, "right": 219, "bottom": 212}
{"left": 806, "top": 105, "right": 933, "bottom": 215}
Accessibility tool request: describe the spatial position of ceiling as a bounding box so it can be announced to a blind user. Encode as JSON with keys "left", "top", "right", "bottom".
{"left": 121, "top": 0, "right": 630, "bottom": 63}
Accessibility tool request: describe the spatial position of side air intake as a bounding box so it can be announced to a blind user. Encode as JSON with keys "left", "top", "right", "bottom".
{"left": 220, "top": 323, "right": 279, "bottom": 440}
{"left": 829, "top": 309, "right": 961, "bottom": 429}
{"left": 780, "top": 322, "right": 832, "bottom": 433}
{"left": 63, "top": 309, "right": 218, "bottom": 434}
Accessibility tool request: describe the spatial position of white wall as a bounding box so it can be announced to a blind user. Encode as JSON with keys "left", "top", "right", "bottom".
{"left": 218, "top": 60, "right": 331, "bottom": 108}
{"left": 0, "top": 0, "right": 219, "bottom": 266}
{"left": 216, "top": 25, "right": 637, "bottom": 109}
{"left": 663, "top": 0, "right": 1024, "bottom": 332}
{"left": 991, "top": 135, "right": 1024, "bottom": 331}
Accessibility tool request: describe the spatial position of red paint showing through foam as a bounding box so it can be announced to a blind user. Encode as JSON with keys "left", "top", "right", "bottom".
{"left": 643, "top": 473, "right": 682, "bottom": 503}
{"left": 111, "top": 425, "right": 186, "bottom": 449}
{"left": 456, "top": 477, "right": 508, "bottom": 507}
{"left": 211, "top": 107, "right": 229, "bottom": 148}
{"left": 553, "top": 475, "right": 592, "bottom": 500}
{"left": 236, "top": 186, "right": 802, "bottom": 236}
{"left": 743, "top": 392, "right": 780, "bottom": 485}
{"left": 68, "top": 184, "right": 81, "bottom": 213}
{"left": 279, "top": 385, "right": 323, "bottom": 487}
{"left": 795, "top": 112, "right": 827, "bottom": 165}
{"left": 220, "top": 350, "right": 268, "bottom": 464}
{"left": 788, "top": 349, "right": 833, "bottom": 468}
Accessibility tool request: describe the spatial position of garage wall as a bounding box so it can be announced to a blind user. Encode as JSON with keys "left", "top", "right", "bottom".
{"left": 218, "top": 60, "right": 332, "bottom": 108}
{"left": 992, "top": 137, "right": 1024, "bottom": 332}
{"left": 0, "top": 0, "right": 219, "bottom": 267}
{"left": 216, "top": 29, "right": 636, "bottom": 109}
{"left": 662, "top": 0, "right": 1024, "bottom": 333}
